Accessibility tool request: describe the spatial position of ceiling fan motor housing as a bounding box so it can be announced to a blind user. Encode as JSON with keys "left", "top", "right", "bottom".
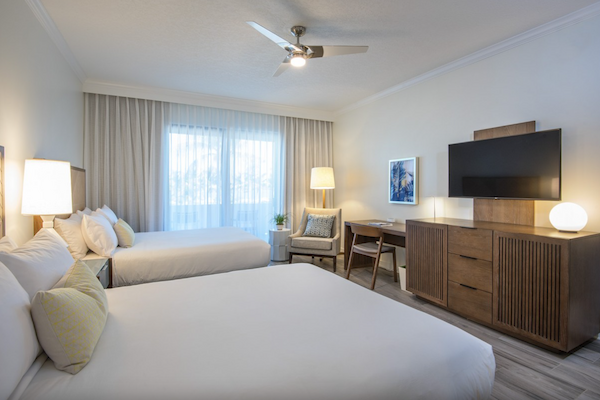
{"left": 290, "top": 26, "right": 306, "bottom": 38}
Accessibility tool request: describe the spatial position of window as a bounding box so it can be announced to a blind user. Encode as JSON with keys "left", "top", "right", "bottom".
{"left": 166, "top": 123, "right": 282, "bottom": 242}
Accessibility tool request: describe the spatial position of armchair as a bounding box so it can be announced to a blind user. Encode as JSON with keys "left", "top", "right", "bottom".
{"left": 288, "top": 207, "right": 342, "bottom": 272}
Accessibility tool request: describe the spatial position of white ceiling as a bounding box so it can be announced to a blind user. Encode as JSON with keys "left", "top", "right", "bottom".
{"left": 38, "top": 0, "right": 600, "bottom": 114}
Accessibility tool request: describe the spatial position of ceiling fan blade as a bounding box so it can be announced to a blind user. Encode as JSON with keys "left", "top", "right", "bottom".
{"left": 273, "top": 56, "right": 291, "bottom": 77}
{"left": 308, "top": 45, "right": 368, "bottom": 58}
{"left": 247, "top": 21, "right": 299, "bottom": 51}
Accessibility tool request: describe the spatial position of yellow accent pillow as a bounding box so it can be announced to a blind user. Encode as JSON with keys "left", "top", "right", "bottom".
{"left": 53, "top": 260, "right": 108, "bottom": 314}
{"left": 31, "top": 260, "right": 108, "bottom": 374}
{"left": 113, "top": 218, "right": 135, "bottom": 248}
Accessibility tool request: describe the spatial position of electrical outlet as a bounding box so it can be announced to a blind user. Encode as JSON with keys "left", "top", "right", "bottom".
{"left": 387, "top": 218, "right": 395, "bottom": 223}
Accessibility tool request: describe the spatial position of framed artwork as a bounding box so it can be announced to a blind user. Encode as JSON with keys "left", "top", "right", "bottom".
{"left": 389, "top": 157, "right": 417, "bottom": 205}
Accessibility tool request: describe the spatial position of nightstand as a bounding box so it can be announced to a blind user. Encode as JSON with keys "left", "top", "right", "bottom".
{"left": 269, "top": 228, "right": 290, "bottom": 262}
{"left": 84, "top": 257, "right": 112, "bottom": 289}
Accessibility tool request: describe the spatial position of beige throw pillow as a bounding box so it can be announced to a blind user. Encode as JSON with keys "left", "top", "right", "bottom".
{"left": 113, "top": 218, "right": 135, "bottom": 248}
{"left": 31, "top": 260, "right": 108, "bottom": 374}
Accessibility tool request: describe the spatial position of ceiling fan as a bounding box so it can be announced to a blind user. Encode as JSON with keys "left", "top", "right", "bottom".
{"left": 247, "top": 22, "right": 368, "bottom": 77}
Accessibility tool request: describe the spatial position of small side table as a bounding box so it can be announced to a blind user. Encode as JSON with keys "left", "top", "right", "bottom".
{"left": 269, "top": 228, "right": 291, "bottom": 262}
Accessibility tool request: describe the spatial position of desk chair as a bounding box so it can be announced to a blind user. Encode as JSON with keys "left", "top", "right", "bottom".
{"left": 346, "top": 225, "right": 398, "bottom": 290}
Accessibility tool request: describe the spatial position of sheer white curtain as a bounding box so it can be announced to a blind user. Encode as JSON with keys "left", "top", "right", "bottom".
{"left": 283, "top": 117, "right": 334, "bottom": 232}
{"left": 84, "top": 94, "right": 167, "bottom": 232}
{"left": 165, "top": 104, "right": 284, "bottom": 241}
{"left": 84, "top": 94, "right": 332, "bottom": 238}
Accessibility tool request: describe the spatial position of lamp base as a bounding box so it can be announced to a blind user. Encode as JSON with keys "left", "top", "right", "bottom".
{"left": 40, "top": 215, "right": 56, "bottom": 228}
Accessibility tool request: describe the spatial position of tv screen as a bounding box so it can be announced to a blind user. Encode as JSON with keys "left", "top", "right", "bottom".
{"left": 448, "top": 129, "right": 561, "bottom": 200}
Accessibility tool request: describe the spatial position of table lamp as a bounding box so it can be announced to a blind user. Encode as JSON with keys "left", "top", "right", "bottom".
{"left": 21, "top": 159, "right": 72, "bottom": 231}
{"left": 310, "top": 167, "right": 335, "bottom": 208}
{"left": 549, "top": 202, "right": 588, "bottom": 233}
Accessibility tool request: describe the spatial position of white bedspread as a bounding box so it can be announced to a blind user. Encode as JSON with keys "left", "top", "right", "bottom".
{"left": 20, "top": 264, "right": 495, "bottom": 400}
{"left": 109, "top": 227, "right": 271, "bottom": 286}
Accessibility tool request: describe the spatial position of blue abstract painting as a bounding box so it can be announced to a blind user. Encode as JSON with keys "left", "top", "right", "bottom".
{"left": 389, "top": 157, "right": 417, "bottom": 204}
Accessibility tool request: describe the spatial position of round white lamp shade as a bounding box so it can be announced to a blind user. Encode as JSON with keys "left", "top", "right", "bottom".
{"left": 549, "top": 202, "right": 588, "bottom": 233}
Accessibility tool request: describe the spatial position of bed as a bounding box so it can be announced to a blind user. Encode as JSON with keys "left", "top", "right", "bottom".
{"left": 91, "top": 227, "right": 272, "bottom": 286}
{"left": 42, "top": 166, "right": 271, "bottom": 287}
{"left": 9, "top": 263, "right": 495, "bottom": 400}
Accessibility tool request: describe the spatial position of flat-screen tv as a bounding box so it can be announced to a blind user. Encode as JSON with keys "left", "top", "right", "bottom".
{"left": 448, "top": 129, "right": 561, "bottom": 200}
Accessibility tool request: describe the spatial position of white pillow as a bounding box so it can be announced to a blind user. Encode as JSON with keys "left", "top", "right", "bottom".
{"left": 76, "top": 207, "right": 92, "bottom": 217}
{"left": 54, "top": 213, "right": 89, "bottom": 260}
{"left": 0, "top": 235, "right": 18, "bottom": 252}
{"left": 82, "top": 212, "right": 118, "bottom": 257}
{"left": 0, "top": 229, "right": 75, "bottom": 300}
{"left": 96, "top": 205, "right": 118, "bottom": 225}
{"left": 0, "top": 262, "right": 41, "bottom": 400}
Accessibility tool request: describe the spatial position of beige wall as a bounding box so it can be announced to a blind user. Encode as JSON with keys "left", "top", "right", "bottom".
{"left": 334, "top": 14, "right": 600, "bottom": 268}
{"left": 0, "top": 0, "right": 83, "bottom": 244}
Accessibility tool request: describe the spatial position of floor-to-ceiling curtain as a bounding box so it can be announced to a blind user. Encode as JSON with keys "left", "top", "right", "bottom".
{"left": 84, "top": 93, "right": 167, "bottom": 232}
{"left": 84, "top": 93, "right": 333, "bottom": 238}
{"left": 284, "top": 117, "right": 334, "bottom": 232}
{"left": 166, "top": 103, "right": 284, "bottom": 241}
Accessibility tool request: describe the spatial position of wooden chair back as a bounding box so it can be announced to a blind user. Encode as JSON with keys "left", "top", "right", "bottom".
{"left": 346, "top": 224, "right": 398, "bottom": 290}
{"left": 350, "top": 224, "right": 383, "bottom": 239}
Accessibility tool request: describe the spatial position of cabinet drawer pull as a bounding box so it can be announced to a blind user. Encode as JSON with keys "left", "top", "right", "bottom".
{"left": 459, "top": 226, "right": 476, "bottom": 230}
{"left": 459, "top": 255, "right": 477, "bottom": 260}
{"left": 459, "top": 283, "right": 477, "bottom": 291}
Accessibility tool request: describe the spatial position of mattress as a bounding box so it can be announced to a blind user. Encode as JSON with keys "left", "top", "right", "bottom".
{"left": 18, "top": 264, "right": 495, "bottom": 400}
{"left": 100, "top": 227, "right": 271, "bottom": 286}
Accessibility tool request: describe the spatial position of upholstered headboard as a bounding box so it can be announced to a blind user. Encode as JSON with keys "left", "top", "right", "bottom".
{"left": 0, "top": 146, "right": 4, "bottom": 237}
{"left": 33, "top": 166, "right": 86, "bottom": 234}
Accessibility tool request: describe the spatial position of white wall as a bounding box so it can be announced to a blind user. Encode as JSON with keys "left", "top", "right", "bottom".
{"left": 0, "top": 0, "right": 83, "bottom": 244}
{"left": 334, "top": 13, "right": 600, "bottom": 238}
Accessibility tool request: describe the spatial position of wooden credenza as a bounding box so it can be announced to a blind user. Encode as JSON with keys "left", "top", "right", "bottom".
{"left": 406, "top": 218, "right": 600, "bottom": 352}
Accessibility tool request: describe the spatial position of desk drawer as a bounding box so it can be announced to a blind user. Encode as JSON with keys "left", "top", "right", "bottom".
{"left": 448, "top": 226, "right": 492, "bottom": 261}
{"left": 448, "top": 253, "right": 492, "bottom": 292}
{"left": 448, "top": 281, "right": 492, "bottom": 324}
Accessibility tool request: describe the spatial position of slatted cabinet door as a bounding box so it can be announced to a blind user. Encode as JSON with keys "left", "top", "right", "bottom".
{"left": 406, "top": 220, "right": 448, "bottom": 306}
{"left": 493, "top": 231, "right": 569, "bottom": 351}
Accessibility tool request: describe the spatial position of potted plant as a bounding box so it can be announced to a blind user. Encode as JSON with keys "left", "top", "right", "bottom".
{"left": 272, "top": 213, "right": 288, "bottom": 230}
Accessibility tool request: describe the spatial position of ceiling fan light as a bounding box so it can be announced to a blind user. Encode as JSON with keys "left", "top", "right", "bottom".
{"left": 290, "top": 54, "right": 306, "bottom": 67}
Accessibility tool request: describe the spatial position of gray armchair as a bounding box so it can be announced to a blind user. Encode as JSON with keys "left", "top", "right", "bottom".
{"left": 287, "top": 207, "right": 342, "bottom": 272}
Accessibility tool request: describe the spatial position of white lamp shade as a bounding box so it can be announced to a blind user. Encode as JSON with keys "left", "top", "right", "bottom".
{"left": 310, "top": 167, "right": 335, "bottom": 189}
{"left": 21, "top": 159, "right": 73, "bottom": 216}
{"left": 549, "top": 202, "right": 588, "bottom": 233}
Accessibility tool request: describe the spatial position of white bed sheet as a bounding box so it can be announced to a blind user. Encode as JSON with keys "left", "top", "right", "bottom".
{"left": 104, "top": 227, "right": 271, "bottom": 286}
{"left": 20, "top": 264, "right": 495, "bottom": 400}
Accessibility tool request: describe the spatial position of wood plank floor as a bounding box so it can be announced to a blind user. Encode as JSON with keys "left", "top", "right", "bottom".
{"left": 273, "top": 256, "right": 600, "bottom": 400}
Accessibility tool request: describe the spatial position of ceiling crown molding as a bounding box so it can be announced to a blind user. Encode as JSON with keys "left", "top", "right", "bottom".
{"left": 25, "top": 0, "right": 86, "bottom": 83}
{"left": 336, "top": 2, "right": 600, "bottom": 117}
{"left": 83, "top": 80, "right": 336, "bottom": 122}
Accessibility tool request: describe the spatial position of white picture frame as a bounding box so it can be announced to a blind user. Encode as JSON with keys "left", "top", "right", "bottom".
{"left": 389, "top": 157, "right": 418, "bottom": 205}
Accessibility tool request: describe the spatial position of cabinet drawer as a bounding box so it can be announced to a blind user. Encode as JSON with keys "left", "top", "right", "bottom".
{"left": 448, "top": 226, "right": 492, "bottom": 261}
{"left": 448, "top": 281, "right": 492, "bottom": 324}
{"left": 448, "top": 253, "right": 492, "bottom": 292}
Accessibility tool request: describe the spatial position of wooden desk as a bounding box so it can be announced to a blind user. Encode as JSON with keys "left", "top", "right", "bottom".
{"left": 344, "top": 220, "right": 406, "bottom": 269}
